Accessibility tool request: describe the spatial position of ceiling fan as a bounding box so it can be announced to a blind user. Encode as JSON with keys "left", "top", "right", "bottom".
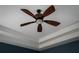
{"left": 20, "top": 5, "right": 60, "bottom": 32}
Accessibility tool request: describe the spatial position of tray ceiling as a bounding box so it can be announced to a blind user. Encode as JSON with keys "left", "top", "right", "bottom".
{"left": 0, "top": 5, "right": 79, "bottom": 50}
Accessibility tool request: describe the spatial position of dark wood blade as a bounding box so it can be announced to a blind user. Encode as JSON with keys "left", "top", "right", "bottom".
{"left": 20, "top": 21, "right": 36, "bottom": 27}
{"left": 21, "top": 9, "right": 36, "bottom": 19}
{"left": 44, "top": 20, "right": 60, "bottom": 26}
{"left": 37, "top": 24, "right": 42, "bottom": 32}
{"left": 43, "top": 5, "right": 55, "bottom": 17}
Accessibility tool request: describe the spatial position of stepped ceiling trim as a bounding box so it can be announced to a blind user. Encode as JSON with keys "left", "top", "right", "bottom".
{"left": 0, "top": 22, "right": 79, "bottom": 51}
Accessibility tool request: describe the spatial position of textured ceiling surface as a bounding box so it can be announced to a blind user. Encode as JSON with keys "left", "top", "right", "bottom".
{"left": 0, "top": 5, "right": 79, "bottom": 40}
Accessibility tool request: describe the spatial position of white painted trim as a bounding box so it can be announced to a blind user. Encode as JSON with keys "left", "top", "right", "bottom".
{"left": 0, "top": 22, "right": 79, "bottom": 51}
{"left": 39, "top": 22, "right": 79, "bottom": 43}
{"left": 0, "top": 25, "right": 39, "bottom": 50}
{"left": 39, "top": 27, "right": 79, "bottom": 50}
{"left": 0, "top": 25, "right": 37, "bottom": 42}
{"left": 0, "top": 33, "right": 39, "bottom": 51}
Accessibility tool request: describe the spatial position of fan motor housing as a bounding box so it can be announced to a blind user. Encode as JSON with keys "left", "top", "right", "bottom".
{"left": 35, "top": 9, "right": 44, "bottom": 21}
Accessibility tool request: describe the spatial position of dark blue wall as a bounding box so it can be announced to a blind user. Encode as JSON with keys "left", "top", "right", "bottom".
{"left": 0, "top": 37, "right": 79, "bottom": 53}
{"left": 0, "top": 42, "right": 39, "bottom": 53}
{"left": 42, "top": 38, "right": 79, "bottom": 53}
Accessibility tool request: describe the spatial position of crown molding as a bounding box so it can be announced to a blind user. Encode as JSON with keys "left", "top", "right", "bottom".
{"left": 39, "top": 22, "right": 79, "bottom": 43}
{"left": 0, "top": 22, "right": 79, "bottom": 51}
{"left": 38, "top": 22, "right": 79, "bottom": 50}
{"left": 0, "top": 25, "right": 39, "bottom": 50}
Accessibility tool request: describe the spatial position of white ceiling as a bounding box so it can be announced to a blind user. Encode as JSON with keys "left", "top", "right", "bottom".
{"left": 0, "top": 5, "right": 79, "bottom": 40}
{"left": 0, "top": 5, "right": 79, "bottom": 50}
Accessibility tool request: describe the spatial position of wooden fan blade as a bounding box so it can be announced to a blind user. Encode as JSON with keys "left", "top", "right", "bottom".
{"left": 37, "top": 24, "right": 42, "bottom": 32}
{"left": 20, "top": 21, "right": 36, "bottom": 27}
{"left": 43, "top": 5, "right": 55, "bottom": 17}
{"left": 44, "top": 20, "right": 60, "bottom": 26}
{"left": 21, "top": 9, "right": 36, "bottom": 19}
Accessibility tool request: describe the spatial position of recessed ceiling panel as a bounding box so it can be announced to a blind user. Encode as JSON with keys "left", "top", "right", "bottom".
{"left": 0, "top": 5, "right": 79, "bottom": 40}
